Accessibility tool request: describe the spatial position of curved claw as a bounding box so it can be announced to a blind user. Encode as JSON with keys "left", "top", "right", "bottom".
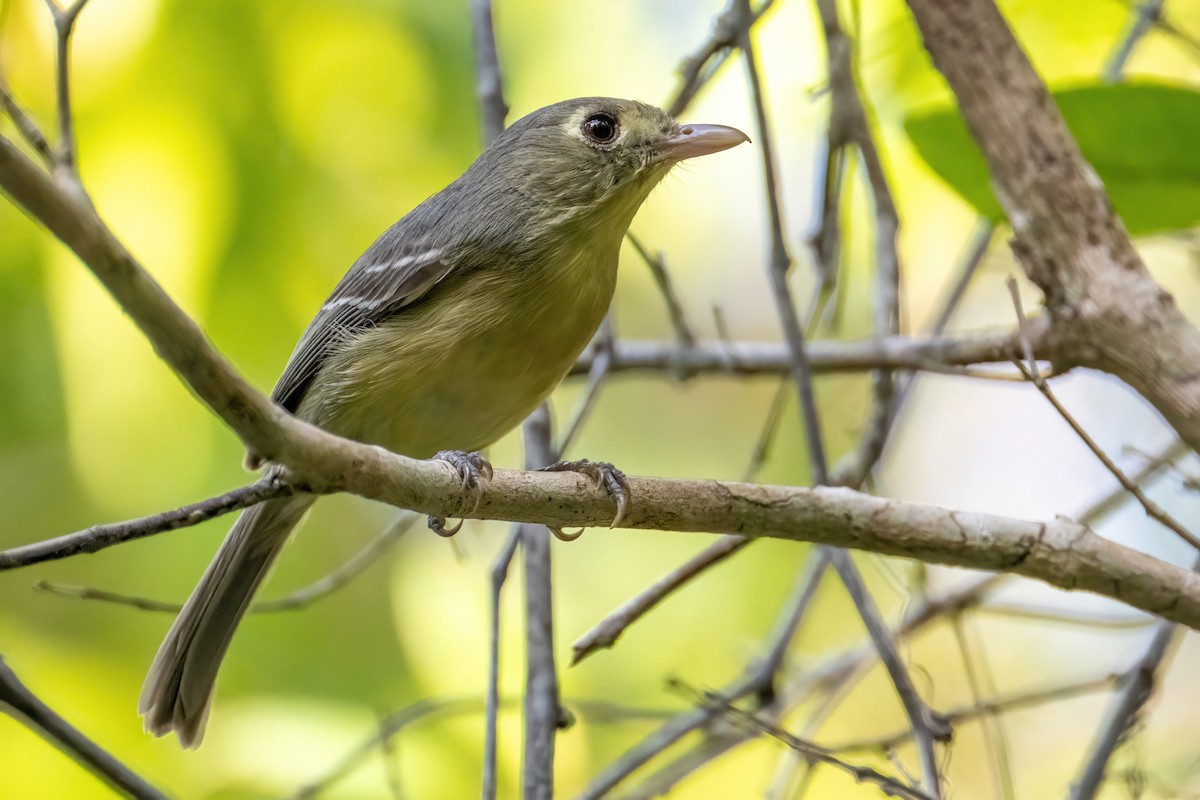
{"left": 541, "top": 459, "right": 630, "bottom": 528}
{"left": 434, "top": 450, "right": 493, "bottom": 513}
{"left": 428, "top": 515, "right": 464, "bottom": 538}
{"left": 549, "top": 525, "right": 586, "bottom": 542}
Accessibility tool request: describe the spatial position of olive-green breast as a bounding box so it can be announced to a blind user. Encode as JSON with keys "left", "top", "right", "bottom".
{"left": 298, "top": 240, "right": 619, "bottom": 458}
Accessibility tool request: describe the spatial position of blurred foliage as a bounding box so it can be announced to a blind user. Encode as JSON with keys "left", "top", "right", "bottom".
{"left": 0, "top": 0, "right": 1199, "bottom": 798}
{"left": 906, "top": 82, "right": 1200, "bottom": 235}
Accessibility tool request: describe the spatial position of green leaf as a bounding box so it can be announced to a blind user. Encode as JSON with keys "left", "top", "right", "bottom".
{"left": 904, "top": 82, "right": 1200, "bottom": 236}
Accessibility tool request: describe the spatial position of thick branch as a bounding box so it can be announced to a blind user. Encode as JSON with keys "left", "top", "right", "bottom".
{"left": 904, "top": 0, "right": 1200, "bottom": 452}
{"left": 7, "top": 465, "right": 1200, "bottom": 631}
{"left": 0, "top": 134, "right": 315, "bottom": 469}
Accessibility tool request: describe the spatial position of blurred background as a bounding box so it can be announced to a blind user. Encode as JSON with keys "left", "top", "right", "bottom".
{"left": 2, "top": 0, "right": 1200, "bottom": 797}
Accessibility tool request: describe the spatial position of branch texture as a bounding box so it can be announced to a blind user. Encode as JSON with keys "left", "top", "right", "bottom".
{"left": 905, "top": 0, "right": 1200, "bottom": 453}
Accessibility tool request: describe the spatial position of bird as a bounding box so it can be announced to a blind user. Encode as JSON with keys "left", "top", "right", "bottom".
{"left": 139, "top": 97, "right": 748, "bottom": 746}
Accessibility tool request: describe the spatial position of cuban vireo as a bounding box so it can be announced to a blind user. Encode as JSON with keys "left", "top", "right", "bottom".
{"left": 140, "top": 97, "right": 747, "bottom": 746}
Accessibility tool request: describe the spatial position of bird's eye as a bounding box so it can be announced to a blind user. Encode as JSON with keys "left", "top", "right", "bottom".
{"left": 582, "top": 113, "right": 618, "bottom": 144}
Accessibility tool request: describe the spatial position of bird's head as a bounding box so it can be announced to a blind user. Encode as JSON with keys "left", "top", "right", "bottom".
{"left": 461, "top": 97, "right": 749, "bottom": 245}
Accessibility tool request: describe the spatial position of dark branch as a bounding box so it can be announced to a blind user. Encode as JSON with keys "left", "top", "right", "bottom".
{"left": 0, "top": 656, "right": 169, "bottom": 799}
{"left": 0, "top": 476, "right": 294, "bottom": 571}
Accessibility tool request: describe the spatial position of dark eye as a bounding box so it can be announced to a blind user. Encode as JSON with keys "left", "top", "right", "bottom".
{"left": 582, "top": 113, "right": 618, "bottom": 144}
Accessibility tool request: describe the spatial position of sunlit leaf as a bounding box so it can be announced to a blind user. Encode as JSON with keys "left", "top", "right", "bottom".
{"left": 905, "top": 82, "right": 1200, "bottom": 236}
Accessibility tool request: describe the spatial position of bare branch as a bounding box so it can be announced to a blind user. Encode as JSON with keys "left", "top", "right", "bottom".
{"left": 578, "top": 549, "right": 829, "bottom": 799}
{"left": 0, "top": 476, "right": 294, "bottom": 571}
{"left": 627, "top": 233, "right": 695, "bottom": 353}
{"left": 672, "top": 680, "right": 936, "bottom": 800}
{"left": 606, "top": 577, "right": 1001, "bottom": 798}
{"left": 974, "top": 604, "right": 1154, "bottom": 630}
{"left": 568, "top": 321, "right": 1056, "bottom": 378}
{"left": 738, "top": 0, "right": 826, "bottom": 485}
{"left": 607, "top": 434, "right": 1190, "bottom": 792}
{"left": 950, "top": 617, "right": 1014, "bottom": 800}
{"left": 814, "top": 0, "right": 904, "bottom": 490}
{"left": 905, "top": 0, "right": 1200, "bottom": 453}
{"left": 666, "top": 0, "right": 776, "bottom": 117}
{"left": 829, "top": 550, "right": 947, "bottom": 796}
{"left": 1071, "top": 618, "right": 1184, "bottom": 799}
{"left": 1007, "top": 289, "right": 1200, "bottom": 551}
{"left": 520, "top": 405, "right": 563, "bottom": 800}
{"left": 291, "top": 698, "right": 481, "bottom": 799}
{"left": 4, "top": 460, "right": 1199, "bottom": 635}
{"left": 484, "top": 526, "right": 521, "bottom": 800}
{"left": 469, "top": 0, "right": 507, "bottom": 143}
{"left": 555, "top": 315, "right": 614, "bottom": 460}
{"left": 832, "top": 672, "right": 1120, "bottom": 755}
{"left": 1103, "top": 0, "right": 1164, "bottom": 82}
{"left": 571, "top": 534, "right": 750, "bottom": 664}
{"left": 0, "top": 81, "right": 53, "bottom": 166}
{"left": 41, "top": 0, "right": 92, "bottom": 178}
{"left": 0, "top": 656, "right": 169, "bottom": 799}
{"left": 32, "top": 511, "right": 416, "bottom": 613}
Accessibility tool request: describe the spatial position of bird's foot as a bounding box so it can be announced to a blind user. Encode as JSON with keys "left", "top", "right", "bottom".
{"left": 540, "top": 459, "right": 630, "bottom": 541}
{"left": 429, "top": 450, "right": 493, "bottom": 537}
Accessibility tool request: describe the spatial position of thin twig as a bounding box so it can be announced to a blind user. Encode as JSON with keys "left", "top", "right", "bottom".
{"left": 974, "top": 603, "right": 1154, "bottom": 630}
{"left": 571, "top": 533, "right": 750, "bottom": 664}
{"left": 521, "top": 405, "right": 562, "bottom": 800}
{"left": 665, "top": 0, "right": 776, "bottom": 117}
{"left": 746, "top": 0, "right": 943, "bottom": 790}
{"left": 569, "top": 323, "right": 1052, "bottom": 665}
{"left": 816, "top": 0, "right": 904, "bottom": 490}
{"left": 1009, "top": 283, "right": 1200, "bottom": 551}
{"left": 33, "top": 511, "right": 416, "bottom": 613}
{"left": 577, "top": 548, "right": 829, "bottom": 799}
{"left": 42, "top": 0, "right": 91, "bottom": 178}
{"left": 805, "top": 131, "right": 844, "bottom": 317}
{"left": 0, "top": 476, "right": 295, "bottom": 571}
{"left": 626, "top": 233, "right": 695, "bottom": 355}
{"left": 0, "top": 656, "right": 169, "bottom": 799}
{"left": 750, "top": 549, "right": 832, "bottom": 699}
{"left": 951, "top": 616, "right": 1015, "bottom": 800}
{"left": 671, "top": 680, "right": 936, "bottom": 800}
{"left": 554, "top": 316, "right": 614, "bottom": 461}
{"left": 1070, "top": 617, "right": 1185, "bottom": 799}
{"left": 742, "top": 379, "right": 790, "bottom": 481}
{"left": 832, "top": 672, "right": 1121, "bottom": 755}
{"left": 828, "top": 550, "right": 948, "bottom": 796}
{"left": 567, "top": 323, "right": 1054, "bottom": 378}
{"left": 291, "top": 698, "right": 481, "bottom": 799}
{"left": 601, "top": 435, "right": 1188, "bottom": 793}
{"left": 484, "top": 526, "right": 521, "bottom": 800}
{"left": 891, "top": 221, "right": 996, "bottom": 419}
{"left": 739, "top": 0, "right": 826, "bottom": 485}
{"left": 0, "top": 81, "right": 53, "bottom": 166}
{"left": 1103, "top": 0, "right": 1165, "bottom": 81}
{"left": 378, "top": 709, "right": 406, "bottom": 800}
{"left": 469, "top": 0, "right": 507, "bottom": 144}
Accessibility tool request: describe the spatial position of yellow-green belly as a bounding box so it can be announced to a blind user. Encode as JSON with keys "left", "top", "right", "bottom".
{"left": 297, "top": 250, "right": 616, "bottom": 458}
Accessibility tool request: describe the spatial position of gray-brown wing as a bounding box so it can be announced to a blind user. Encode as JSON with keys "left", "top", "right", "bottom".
{"left": 271, "top": 250, "right": 455, "bottom": 413}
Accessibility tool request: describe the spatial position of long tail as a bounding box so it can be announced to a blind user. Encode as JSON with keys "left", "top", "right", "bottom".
{"left": 139, "top": 492, "right": 314, "bottom": 747}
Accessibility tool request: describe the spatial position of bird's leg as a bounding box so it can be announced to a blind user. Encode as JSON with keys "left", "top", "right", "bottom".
{"left": 539, "top": 459, "right": 630, "bottom": 540}
{"left": 429, "top": 450, "right": 493, "bottom": 537}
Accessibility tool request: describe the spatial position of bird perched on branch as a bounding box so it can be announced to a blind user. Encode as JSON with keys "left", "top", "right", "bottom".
{"left": 140, "top": 97, "right": 748, "bottom": 746}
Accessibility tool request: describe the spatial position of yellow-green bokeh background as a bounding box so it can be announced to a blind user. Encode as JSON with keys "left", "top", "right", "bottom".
{"left": 2, "top": 0, "right": 1200, "bottom": 797}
